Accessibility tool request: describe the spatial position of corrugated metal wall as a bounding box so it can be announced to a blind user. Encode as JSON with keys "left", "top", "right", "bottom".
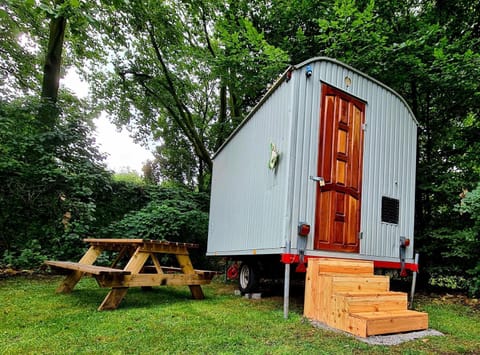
{"left": 207, "top": 79, "right": 294, "bottom": 255}
{"left": 208, "top": 58, "right": 418, "bottom": 261}
{"left": 289, "top": 66, "right": 322, "bottom": 251}
{"left": 290, "top": 59, "right": 417, "bottom": 260}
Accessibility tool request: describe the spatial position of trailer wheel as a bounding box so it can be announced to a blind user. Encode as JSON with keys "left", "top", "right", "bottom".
{"left": 238, "top": 262, "right": 259, "bottom": 294}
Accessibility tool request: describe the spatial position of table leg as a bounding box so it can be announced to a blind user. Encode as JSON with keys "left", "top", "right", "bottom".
{"left": 56, "top": 246, "right": 102, "bottom": 293}
{"left": 98, "top": 247, "right": 150, "bottom": 310}
{"left": 124, "top": 247, "right": 150, "bottom": 273}
{"left": 176, "top": 254, "right": 205, "bottom": 300}
{"left": 98, "top": 287, "right": 129, "bottom": 311}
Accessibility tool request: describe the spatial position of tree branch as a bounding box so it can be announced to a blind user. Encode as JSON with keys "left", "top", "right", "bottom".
{"left": 199, "top": 2, "right": 216, "bottom": 57}
{"left": 145, "top": 19, "right": 212, "bottom": 170}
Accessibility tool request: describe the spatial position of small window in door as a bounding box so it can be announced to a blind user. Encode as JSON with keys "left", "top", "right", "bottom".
{"left": 381, "top": 196, "right": 399, "bottom": 224}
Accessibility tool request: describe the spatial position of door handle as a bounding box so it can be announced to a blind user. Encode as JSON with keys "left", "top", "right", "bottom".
{"left": 310, "top": 176, "right": 326, "bottom": 187}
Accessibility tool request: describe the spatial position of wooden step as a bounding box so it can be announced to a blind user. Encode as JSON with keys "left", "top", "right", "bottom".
{"left": 348, "top": 310, "right": 429, "bottom": 337}
{"left": 332, "top": 291, "right": 407, "bottom": 332}
{"left": 304, "top": 274, "right": 390, "bottom": 322}
{"left": 335, "top": 291, "right": 407, "bottom": 313}
{"left": 331, "top": 275, "right": 390, "bottom": 293}
{"left": 304, "top": 258, "right": 429, "bottom": 338}
{"left": 313, "top": 258, "right": 374, "bottom": 276}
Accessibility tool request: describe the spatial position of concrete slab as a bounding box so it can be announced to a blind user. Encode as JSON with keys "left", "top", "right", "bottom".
{"left": 244, "top": 293, "right": 262, "bottom": 300}
{"left": 309, "top": 319, "right": 443, "bottom": 345}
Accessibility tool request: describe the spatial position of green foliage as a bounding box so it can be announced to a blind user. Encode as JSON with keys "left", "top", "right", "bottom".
{"left": 0, "top": 100, "right": 211, "bottom": 269}
{"left": 214, "top": 13, "right": 289, "bottom": 111}
{"left": 85, "top": 0, "right": 288, "bottom": 189}
{"left": 98, "top": 186, "right": 211, "bottom": 268}
{"left": 314, "top": 0, "right": 388, "bottom": 69}
{"left": 455, "top": 184, "right": 480, "bottom": 295}
{"left": 113, "top": 170, "right": 145, "bottom": 185}
{"left": 428, "top": 272, "right": 469, "bottom": 291}
{"left": 101, "top": 199, "right": 207, "bottom": 241}
{"left": 93, "top": 180, "right": 150, "bottom": 227}
{"left": 460, "top": 184, "right": 480, "bottom": 227}
{"left": 0, "top": 97, "right": 110, "bottom": 267}
{"left": 421, "top": 182, "right": 480, "bottom": 296}
{"left": 2, "top": 240, "right": 46, "bottom": 270}
{"left": 254, "top": 0, "right": 328, "bottom": 63}
{"left": 0, "top": 1, "right": 45, "bottom": 99}
{"left": 149, "top": 130, "right": 199, "bottom": 188}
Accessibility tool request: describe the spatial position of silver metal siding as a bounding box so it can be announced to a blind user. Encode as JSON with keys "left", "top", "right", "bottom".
{"left": 360, "top": 91, "right": 417, "bottom": 259}
{"left": 291, "top": 60, "right": 417, "bottom": 260}
{"left": 207, "top": 80, "right": 294, "bottom": 255}
{"left": 208, "top": 57, "right": 417, "bottom": 262}
{"left": 290, "top": 67, "right": 322, "bottom": 250}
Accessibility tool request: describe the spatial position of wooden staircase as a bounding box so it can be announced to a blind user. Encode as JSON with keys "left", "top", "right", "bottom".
{"left": 304, "top": 258, "right": 428, "bottom": 337}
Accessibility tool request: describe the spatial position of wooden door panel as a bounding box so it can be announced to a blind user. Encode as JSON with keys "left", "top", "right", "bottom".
{"left": 314, "top": 84, "right": 365, "bottom": 252}
{"left": 319, "top": 95, "right": 335, "bottom": 183}
{"left": 336, "top": 159, "right": 346, "bottom": 185}
{"left": 333, "top": 221, "right": 344, "bottom": 244}
{"left": 316, "top": 192, "right": 332, "bottom": 243}
{"left": 333, "top": 191, "right": 346, "bottom": 244}
{"left": 338, "top": 129, "right": 347, "bottom": 154}
{"left": 346, "top": 196, "right": 359, "bottom": 246}
{"left": 349, "top": 104, "right": 363, "bottom": 190}
{"left": 339, "top": 98, "right": 349, "bottom": 124}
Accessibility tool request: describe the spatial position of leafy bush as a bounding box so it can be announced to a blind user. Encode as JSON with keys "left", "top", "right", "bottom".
{"left": 420, "top": 184, "right": 480, "bottom": 296}
{"left": 456, "top": 184, "right": 480, "bottom": 296}
{"left": 421, "top": 227, "right": 480, "bottom": 296}
{"left": 98, "top": 186, "right": 212, "bottom": 268}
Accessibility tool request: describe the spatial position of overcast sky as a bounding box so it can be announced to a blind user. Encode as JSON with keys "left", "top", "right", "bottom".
{"left": 63, "top": 70, "right": 154, "bottom": 174}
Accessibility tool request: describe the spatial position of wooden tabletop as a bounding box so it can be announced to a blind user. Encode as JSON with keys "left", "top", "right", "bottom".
{"left": 83, "top": 238, "right": 200, "bottom": 249}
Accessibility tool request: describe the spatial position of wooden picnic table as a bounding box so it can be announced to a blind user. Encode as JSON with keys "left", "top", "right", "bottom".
{"left": 45, "top": 238, "right": 216, "bottom": 311}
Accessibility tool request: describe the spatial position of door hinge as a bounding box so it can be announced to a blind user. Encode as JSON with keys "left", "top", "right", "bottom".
{"left": 362, "top": 123, "right": 367, "bottom": 131}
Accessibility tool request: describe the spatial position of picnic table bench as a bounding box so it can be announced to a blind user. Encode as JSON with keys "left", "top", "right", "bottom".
{"left": 44, "top": 238, "right": 216, "bottom": 311}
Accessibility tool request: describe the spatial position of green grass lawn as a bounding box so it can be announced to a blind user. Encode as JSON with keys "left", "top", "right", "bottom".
{"left": 0, "top": 276, "right": 479, "bottom": 354}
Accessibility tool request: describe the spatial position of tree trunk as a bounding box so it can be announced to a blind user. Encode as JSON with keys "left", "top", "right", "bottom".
{"left": 38, "top": 2, "right": 67, "bottom": 130}
{"left": 214, "top": 84, "right": 228, "bottom": 151}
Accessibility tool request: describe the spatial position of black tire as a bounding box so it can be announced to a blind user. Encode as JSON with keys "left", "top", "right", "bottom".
{"left": 238, "top": 262, "right": 259, "bottom": 294}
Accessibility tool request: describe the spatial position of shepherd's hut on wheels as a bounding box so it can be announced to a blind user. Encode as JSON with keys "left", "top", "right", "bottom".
{"left": 207, "top": 57, "right": 419, "bottom": 306}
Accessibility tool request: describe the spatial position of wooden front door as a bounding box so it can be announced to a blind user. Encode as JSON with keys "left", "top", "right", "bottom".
{"left": 314, "top": 84, "right": 365, "bottom": 252}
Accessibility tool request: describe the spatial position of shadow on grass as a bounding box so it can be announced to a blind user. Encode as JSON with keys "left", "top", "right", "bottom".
{"left": 62, "top": 284, "right": 214, "bottom": 311}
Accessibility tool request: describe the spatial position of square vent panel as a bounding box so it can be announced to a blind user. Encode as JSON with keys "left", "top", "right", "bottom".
{"left": 381, "top": 196, "right": 399, "bottom": 224}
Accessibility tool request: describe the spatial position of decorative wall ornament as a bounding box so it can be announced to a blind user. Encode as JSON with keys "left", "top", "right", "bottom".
{"left": 269, "top": 143, "right": 279, "bottom": 170}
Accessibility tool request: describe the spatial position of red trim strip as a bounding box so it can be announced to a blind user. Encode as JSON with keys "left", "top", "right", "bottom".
{"left": 280, "top": 254, "right": 419, "bottom": 272}
{"left": 373, "top": 260, "right": 419, "bottom": 273}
